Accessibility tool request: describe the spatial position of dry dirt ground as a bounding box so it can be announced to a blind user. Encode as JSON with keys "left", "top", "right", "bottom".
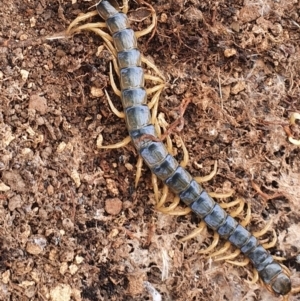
{"left": 1, "top": 0, "right": 300, "bottom": 300}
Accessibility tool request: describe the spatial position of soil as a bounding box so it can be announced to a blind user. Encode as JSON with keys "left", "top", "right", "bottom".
{"left": 0, "top": 0, "right": 300, "bottom": 300}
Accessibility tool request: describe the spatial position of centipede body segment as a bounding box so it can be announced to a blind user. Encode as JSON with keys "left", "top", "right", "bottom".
{"left": 84, "top": 0, "right": 292, "bottom": 296}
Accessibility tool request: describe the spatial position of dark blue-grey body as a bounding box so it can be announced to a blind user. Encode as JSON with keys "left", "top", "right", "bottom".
{"left": 96, "top": 0, "right": 291, "bottom": 296}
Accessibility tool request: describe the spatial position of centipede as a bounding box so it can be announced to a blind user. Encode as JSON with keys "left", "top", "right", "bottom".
{"left": 66, "top": 0, "right": 292, "bottom": 297}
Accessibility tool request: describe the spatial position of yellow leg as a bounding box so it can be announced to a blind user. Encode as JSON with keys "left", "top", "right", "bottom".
{"left": 273, "top": 255, "right": 286, "bottom": 261}
{"left": 120, "top": 0, "right": 129, "bottom": 14}
{"left": 157, "top": 196, "right": 181, "bottom": 213}
{"left": 68, "top": 22, "right": 110, "bottom": 38}
{"left": 210, "top": 241, "right": 231, "bottom": 257}
{"left": 227, "top": 198, "right": 245, "bottom": 217}
{"left": 199, "top": 232, "right": 220, "bottom": 255}
{"left": 155, "top": 184, "right": 168, "bottom": 208}
{"left": 142, "top": 55, "right": 166, "bottom": 81}
{"left": 103, "top": 43, "right": 120, "bottom": 77}
{"left": 67, "top": 10, "right": 99, "bottom": 34}
{"left": 155, "top": 119, "right": 162, "bottom": 139}
{"left": 179, "top": 221, "right": 206, "bottom": 242}
{"left": 240, "top": 203, "right": 251, "bottom": 227}
{"left": 101, "top": 34, "right": 118, "bottom": 57}
{"left": 226, "top": 258, "right": 250, "bottom": 267}
{"left": 68, "top": 21, "right": 113, "bottom": 45}
{"left": 105, "top": 89, "right": 124, "bottom": 118}
{"left": 194, "top": 161, "right": 218, "bottom": 183}
{"left": 135, "top": 3, "right": 157, "bottom": 39}
{"left": 281, "top": 264, "right": 291, "bottom": 276}
{"left": 109, "top": 63, "right": 121, "bottom": 97}
{"left": 154, "top": 115, "right": 189, "bottom": 215}
{"left": 146, "top": 83, "right": 166, "bottom": 96}
{"left": 148, "top": 88, "right": 163, "bottom": 111}
{"left": 135, "top": 156, "right": 143, "bottom": 188}
{"left": 155, "top": 184, "right": 186, "bottom": 215}
{"left": 78, "top": 26, "right": 117, "bottom": 57}
{"left": 179, "top": 136, "right": 189, "bottom": 168}
{"left": 214, "top": 249, "right": 241, "bottom": 262}
{"left": 166, "top": 135, "right": 173, "bottom": 155}
{"left": 150, "top": 90, "right": 162, "bottom": 125}
{"left": 165, "top": 207, "right": 191, "bottom": 216}
{"left": 157, "top": 113, "right": 173, "bottom": 154}
{"left": 291, "top": 287, "right": 300, "bottom": 295}
{"left": 245, "top": 269, "right": 259, "bottom": 285}
{"left": 261, "top": 229, "right": 277, "bottom": 249}
{"left": 151, "top": 173, "right": 160, "bottom": 203}
{"left": 112, "top": 54, "right": 120, "bottom": 77}
{"left": 97, "top": 135, "right": 131, "bottom": 149}
{"left": 208, "top": 189, "right": 234, "bottom": 199}
{"left": 219, "top": 198, "right": 241, "bottom": 209}
{"left": 144, "top": 74, "right": 165, "bottom": 84}
{"left": 253, "top": 219, "right": 273, "bottom": 238}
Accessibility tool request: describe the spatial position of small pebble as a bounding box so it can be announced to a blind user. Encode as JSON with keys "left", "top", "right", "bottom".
{"left": 105, "top": 198, "right": 122, "bottom": 215}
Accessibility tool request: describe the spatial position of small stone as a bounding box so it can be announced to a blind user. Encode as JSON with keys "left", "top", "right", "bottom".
{"left": 29, "top": 95, "right": 48, "bottom": 115}
{"left": 8, "top": 194, "right": 22, "bottom": 211}
{"left": 75, "top": 255, "right": 84, "bottom": 264}
{"left": 0, "top": 182, "right": 10, "bottom": 192}
{"left": 50, "top": 284, "right": 72, "bottom": 301}
{"left": 2, "top": 270, "right": 10, "bottom": 284}
{"left": 90, "top": 86, "right": 104, "bottom": 98}
{"left": 62, "top": 218, "right": 74, "bottom": 232}
{"left": 2, "top": 171, "right": 26, "bottom": 192}
{"left": 69, "top": 264, "right": 78, "bottom": 275}
{"left": 221, "top": 85, "right": 231, "bottom": 101}
{"left": 21, "top": 147, "right": 33, "bottom": 156}
{"left": 161, "top": 13, "right": 167, "bottom": 23}
{"left": 96, "top": 134, "right": 104, "bottom": 148}
{"left": 26, "top": 236, "right": 47, "bottom": 255}
{"left": 72, "top": 288, "right": 81, "bottom": 301}
{"left": 224, "top": 48, "right": 237, "bottom": 58}
{"left": 56, "top": 141, "right": 66, "bottom": 153}
{"left": 105, "top": 198, "right": 122, "bottom": 215}
{"left": 238, "top": 6, "right": 260, "bottom": 23}
{"left": 96, "top": 45, "right": 105, "bottom": 57}
{"left": 106, "top": 178, "right": 119, "bottom": 196}
{"left": 59, "top": 249, "right": 74, "bottom": 262}
{"left": 127, "top": 273, "right": 144, "bottom": 296}
{"left": 36, "top": 117, "right": 45, "bottom": 125}
{"left": 49, "top": 249, "right": 57, "bottom": 261}
{"left": 20, "top": 280, "right": 35, "bottom": 288}
{"left": 230, "top": 21, "right": 240, "bottom": 32}
{"left": 59, "top": 262, "right": 68, "bottom": 275}
{"left": 19, "top": 34, "right": 28, "bottom": 41}
{"left": 24, "top": 283, "right": 36, "bottom": 298}
{"left": 3, "top": 126, "right": 15, "bottom": 146}
{"left": 30, "top": 16, "right": 36, "bottom": 27}
{"left": 108, "top": 228, "right": 119, "bottom": 239}
{"left": 70, "top": 169, "right": 81, "bottom": 188}
{"left": 125, "top": 163, "right": 133, "bottom": 171}
{"left": 47, "top": 184, "right": 54, "bottom": 195}
{"left": 20, "top": 69, "right": 29, "bottom": 81}
{"left": 231, "top": 81, "right": 246, "bottom": 95}
{"left": 56, "top": 49, "right": 66, "bottom": 57}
